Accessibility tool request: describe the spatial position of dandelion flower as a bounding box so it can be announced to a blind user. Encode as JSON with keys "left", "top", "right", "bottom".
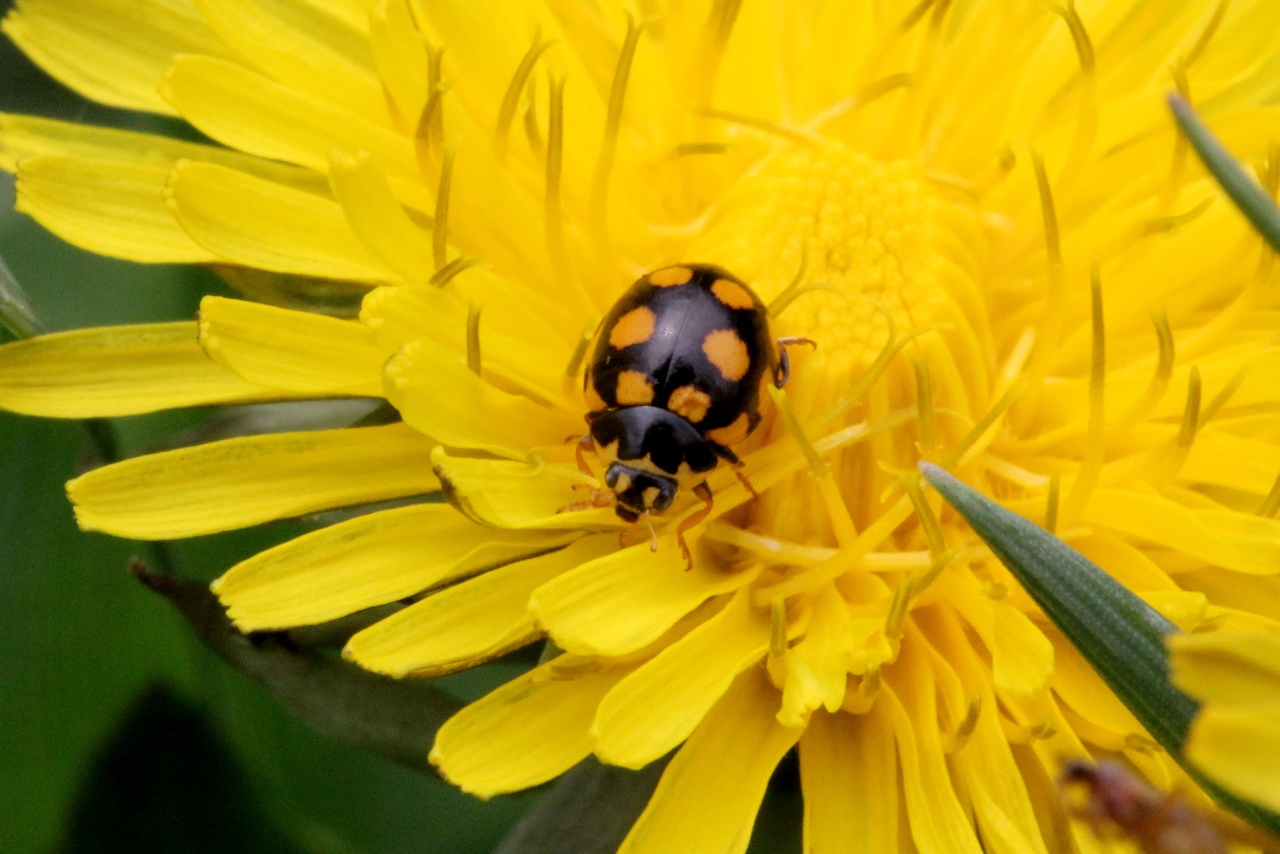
{"left": 4, "top": 1, "right": 1280, "bottom": 851}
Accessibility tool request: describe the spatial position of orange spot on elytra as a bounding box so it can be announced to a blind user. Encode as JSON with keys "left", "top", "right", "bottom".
{"left": 711, "top": 278, "right": 755, "bottom": 310}
{"left": 705, "top": 412, "right": 751, "bottom": 446}
{"left": 609, "top": 306, "right": 656, "bottom": 349}
{"left": 585, "top": 378, "right": 608, "bottom": 412}
{"left": 615, "top": 370, "right": 655, "bottom": 404}
{"left": 702, "top": 329, "right": 750, "bottom": 381}
{"left": 648, "top": 265, "right": 694, "bottom": 287}
{"left": 668, "top": 384, "right": 712, "bottom": 423}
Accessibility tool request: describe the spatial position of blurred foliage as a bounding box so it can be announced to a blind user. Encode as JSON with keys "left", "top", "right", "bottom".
{"left": 0, "top": 14, "right": 802, "bottom": 853}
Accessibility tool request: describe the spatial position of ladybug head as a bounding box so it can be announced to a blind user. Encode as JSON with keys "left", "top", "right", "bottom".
{"left": 604, "top": 463, "right": 678, "bottom": 522}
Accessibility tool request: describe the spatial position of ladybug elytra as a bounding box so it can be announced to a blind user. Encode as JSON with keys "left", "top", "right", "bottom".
{"left": 565, "top": 263, "right": 810, "bottom": 566}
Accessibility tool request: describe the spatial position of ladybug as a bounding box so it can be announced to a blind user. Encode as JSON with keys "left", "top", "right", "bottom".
{"left": 564, "top": 263, "right": 810, "bottom": 566}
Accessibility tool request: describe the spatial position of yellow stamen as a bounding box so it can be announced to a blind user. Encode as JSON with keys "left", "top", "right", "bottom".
{"left": 1141, "top": 197, "right": 1213, "bottom": 236}
{"left": 433, "top": 142, "right": 457, "bottom": 272}
{"left": 806, "top": 73, "right": 914, "bottom": 132}
{"left": 1061, "top": 263, "right": 1105, "bottom": 525}
{"left": 544, "top": 72, "right": 571, "bottom": 285}
{"left": 883, "top": 573, "right": 912, "bottom": 641}
{"left": 913, "top": 353, "right": 937, "bottom": 460}
{"left": 430, "top": 256, "right": 483, "bottom": 287}
{"left": 674, "top": 142, "right": 734, "bottom": 157}
{"left": 495, "top": 30, "right": 553, "bottom": 162}
{"left": 769, "top": 597, "right": 788, "bottom": 659}
{"left": 702, "top": 109, "right": 817, "bottom": 143}
{"left": 465, "top": 300, "right": 482, "bottom": 376}
{"left": 754, "top": 495, "right": 914, "bottom": 603}
{"left": 943, "top": 693, "right": 982, "bottom": 754}
{"left": 1026, "top": 151, "right": 1064, "bottom": 385}
{"left": 522, "top": 74, "right": 543, "bottom": 156}
{"left": 1177, "top": 366, "right": 1201, "bottom": 450}
{"left": 823, "top": 325, "right": 943, "bottom": 422}
{"left": 692, "top": 0, "right": 744, "bottom": 111}
{"left": 414, "top": 43, "right": 449, "bottom": 175}
{"left": 1109, "top": 309, "right": 1174, "bottom": 439}
{"left": 589, "top": 13, "right": 646, "bottom": 255}
{"left": 1045, "top": 471, "right": 1061, "bottom": 534}
{"left": 770, "top": 385, "right": 826, "bottom": 476}
{"left": 942, "top": 378, "right": 1025, "bottom": 467}
{"left": 561, "top": 313, "right": 599, "bottom": 393}
{"left": 1201, "top": 364, "right": 1249, "bottom": 424}
{"left": 1257, "top": 473, "right": 1280, "bottom": 518}
{"left": 770, "top": 385, "right": 859, "bottom": 547}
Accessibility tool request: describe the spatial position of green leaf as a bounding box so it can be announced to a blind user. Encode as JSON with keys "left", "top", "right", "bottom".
{"left": 131, "top": 561, "right": 462, "bottom": 773}
{"left": 918, "top": 461, "right": 1280, "bottom": 836}
{"left": 59, "top": 684, "right": 311, "bottom": 854}
{"left": 0, "top": 252, "right": 46, "bottom": 338}
{"left": 1168, "top": 94, "right": 1280, "bottom": 253}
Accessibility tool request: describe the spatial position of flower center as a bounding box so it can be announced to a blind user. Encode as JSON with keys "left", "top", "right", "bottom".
{"left": 694, "top": 140, "right": 945, "bottom": 374}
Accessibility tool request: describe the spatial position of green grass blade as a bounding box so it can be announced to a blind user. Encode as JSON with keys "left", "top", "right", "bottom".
{"left": 919, "top": 462, "right": 1280, "bottom": 836}
{"left": 1169, "top": 94, "right": 1280, "bottom": 253}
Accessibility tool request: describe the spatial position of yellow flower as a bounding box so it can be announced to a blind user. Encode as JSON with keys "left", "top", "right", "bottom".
{"left": 4, "top": 0, "right": 1280, "bottom": 851}
{"left": 1172, "top": 632, "right": 1280, "bottom": 814}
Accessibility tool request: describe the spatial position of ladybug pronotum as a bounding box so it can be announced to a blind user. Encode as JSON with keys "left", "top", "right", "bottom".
{"left": 565, "top": 263, "right": 810, "bottom": 566}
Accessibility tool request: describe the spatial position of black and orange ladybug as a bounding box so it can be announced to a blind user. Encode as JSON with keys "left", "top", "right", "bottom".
{"left": 565, "top": 263, "right": 810, "bottom": 565}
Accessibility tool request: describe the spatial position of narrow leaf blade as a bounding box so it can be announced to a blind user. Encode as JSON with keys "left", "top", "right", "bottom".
{"left": 919, "top": 462, "right": 1280, "bottom": 835}
{"left": 1169, "top": 94, "right": 1280, "bottom": 253}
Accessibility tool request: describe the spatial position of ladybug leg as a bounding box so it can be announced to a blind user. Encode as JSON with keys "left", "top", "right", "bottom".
{"left": 711, "top": 444, "right": 759, "bottom": 499}
{"left": 774, "top": 336, "right": 817, "bottom": 388}
{"left": 568, "top": 434, "right": 595, "bottom": 477}
{"left": 676, "top": 482, "right": 715, "bottom": 571}
{"left": 730, "top": 465, "right": 759, "bottom": 499}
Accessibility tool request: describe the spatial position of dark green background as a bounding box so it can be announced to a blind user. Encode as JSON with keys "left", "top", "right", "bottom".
{"left": 0, "top": 14, "right": 801, "bottom": 852}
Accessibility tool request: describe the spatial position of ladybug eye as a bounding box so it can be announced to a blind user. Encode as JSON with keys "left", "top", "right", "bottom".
{"left": 604, "top": 465, "right": 621, "bottom": 488}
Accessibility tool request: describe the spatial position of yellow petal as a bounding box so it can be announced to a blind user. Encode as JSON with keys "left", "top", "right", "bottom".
{"left": 530, "top": 540, "right": 761, "bottom": 656}
{"left": 921, "top": 622, "right": 1050, "bottom": 854}
{"left": 2, "top": 0, "right": 228, "bottom": 114}
{"left": 368, "top": 0, "right": 429, "bottom": 123}
{"left": 14, "top": 155, "right": 215, "bottom": 263}
{"left": 68, "top": 423, "right": 437, "bottom": 539}
{"left": 943, "top": 573, "right": 1054, "bottom": 701}
{"left": 362, "top": 276, "right": 575, "bottom": 405}
{"left": 430, "top": 655, "right": 632, "bottom": 798}
{"left": 345, "top": 536, "right": 613, "bottom": 677}
{"left": 778, "top": 585, "right": 854, "bottom": 728}
{"left": 383, "top": 337, "right": 578, "bottom": 459}
{"left": 191, "top": 0, "right": 384, "bottom": 123}
{"left": 800, "top": 706, "right": 898, "bottom": 854}
{"left": 431, "top": 446, "right": 618, "bottom": 531}
{"left": 328, "top": 148, "right": 433, "bottom": 284}
{"left": 0, "top": 322, "right": 279, "bottom": 417}
{"left": 617, "top": 667, "right": 801, "bottom": 854}
{"left": 592, "top": 591, "right": 772, "bottom": 769}
{"left": 0, "top": 113, "right": 330, "bottom": 190}
{"left": 1181, "top": 430, "right": 1280, "bottom": 496}
{"left": 159, "top": 55, "right": 424, "bottom": 206}
{"left": 213, "top": 504, "right": 571, "bottom": 630}
{"left": 1186, "top": 702, "right": 1280, "bottom": 813}
{"left": 1050, "top": 633, "right": 1144, "bottom": 747}
{"left": 1170, "top": 632, "right": 1280, "bottom": 705}
{"left": 166, "top": 160, "right": 399, "bottom": 282}
{"left": 198, "top": 296, "right": 385, "bottom": 396}
{"left": 884, "top": 646, "right": 984, "bottom": 854}
{"left": 1086, "top": 488, "right": 1280, "bottom": 575}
